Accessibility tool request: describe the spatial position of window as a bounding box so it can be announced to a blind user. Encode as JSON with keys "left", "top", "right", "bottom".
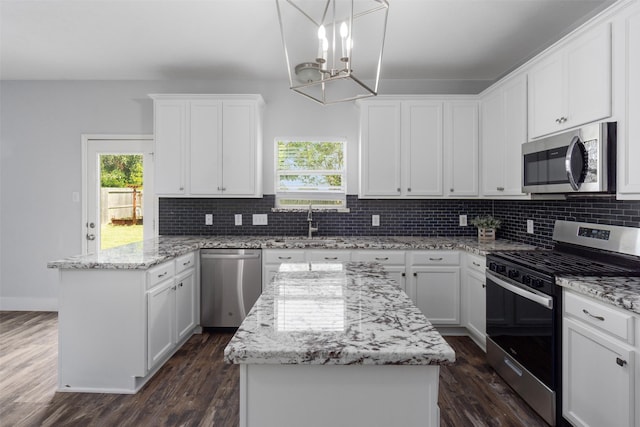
{"left": 275, "top": 139, "right": 346, "bottom": 209}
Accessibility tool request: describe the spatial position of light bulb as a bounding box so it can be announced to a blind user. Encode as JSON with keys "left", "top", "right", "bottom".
{"left": 340, "top": 22, "right": 349, "bottom": 62}
{"left": 316, "top": 25, "right": 327, "bottom": 64}
{"left": 318, "top": 25, "right": 326, "bottom": 40}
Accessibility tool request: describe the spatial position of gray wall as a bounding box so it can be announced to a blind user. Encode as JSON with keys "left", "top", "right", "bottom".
{"left": 0, "top": 78, "right": 486, "bottom": 310}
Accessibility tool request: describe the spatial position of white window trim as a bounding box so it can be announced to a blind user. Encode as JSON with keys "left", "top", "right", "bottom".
{"left": 274, "top": 137, "right": 347, "bottom": 210}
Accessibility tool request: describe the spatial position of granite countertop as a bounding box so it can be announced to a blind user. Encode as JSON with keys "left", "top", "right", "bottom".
{"left": 556, "top": 276, "right": 640, "bottom": 315}
{"left": 47, "top": 235, "right": 537, "bottom": 270}
{"left": 223, "top": 261, "right": 456, "bottom": 365}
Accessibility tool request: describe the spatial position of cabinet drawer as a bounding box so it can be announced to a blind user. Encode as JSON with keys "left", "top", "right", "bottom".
{"left": 466, "top": 253, "right": 486, "bottom": 274}
{"left": 147, "top": 261, "right": 175, "bottom": 289}
{"left": 564, "top": 291, "right": 634, "bottom": 343}
{"left": 351, "top": 251, "right": 405, "bottom": 265}
{"left": 410, "top": 251, "right": 459, "bottom": 266}
{"left": 307, "top": 250, "right": 351, "bottom": 262}
{"left": 264, "top": 250, "right": 305, "bottom": 264}
{"left": 175, "top": 252, "right": 196, "bottom": 274}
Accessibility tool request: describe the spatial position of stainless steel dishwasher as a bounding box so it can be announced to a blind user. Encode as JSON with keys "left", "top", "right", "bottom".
{"left": 200, "top": 249, "right": 262, "bottom": 328}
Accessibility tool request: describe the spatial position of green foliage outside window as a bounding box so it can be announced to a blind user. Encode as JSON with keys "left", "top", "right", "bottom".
{"left": 101, "top": 155, "right": 143, "bottom": 188}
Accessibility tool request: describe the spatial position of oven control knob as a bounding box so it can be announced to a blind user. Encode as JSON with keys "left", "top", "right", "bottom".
{"left": 496, "top": 265, "right": 507, "bottom": 274}
{"left": 508, "top": 269, "right": 520, "bottom": 279}
{"left": 531, "top": 278, "right": 544, "bottom": 288}
{"left": 522, "top": 275, "right": 532, "bottom": 285}
{"left": 489, "top": 262, "right": 497, "bottom": 272}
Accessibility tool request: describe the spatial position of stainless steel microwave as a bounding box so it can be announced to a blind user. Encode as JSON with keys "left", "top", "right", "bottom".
{"left": 522, "top": 122, "right": 616, "bottom": 194}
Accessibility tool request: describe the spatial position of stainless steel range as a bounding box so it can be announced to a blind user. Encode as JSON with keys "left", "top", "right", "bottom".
{"left": 485, "top": 220, "right": 640, "bottom": 426}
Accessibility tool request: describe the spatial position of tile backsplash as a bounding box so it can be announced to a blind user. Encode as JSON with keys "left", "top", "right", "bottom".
{"left": 159, "top": 195, "right": 639, "bottom": 249}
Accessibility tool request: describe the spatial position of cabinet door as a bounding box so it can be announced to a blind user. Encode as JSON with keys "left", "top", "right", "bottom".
{"left": 619, "top": 6, "right": 640, "bottom": 196}
{"left": 528, "top": 53, "right": 564, "bottom": 139}
{"left": 222, "top": 101, "right": 259, "bottom": 196}
{"left": 147, "top": 280, "right": 175, "bottom": 369}
{"left": 154, "top": 100, "right": 186, "bottom": 195}
{"left": 563, "top": 317, "right": 634, "bottom": 427}
{"left": 175, "top": 268, "right": 196, "bottom": 342}
{"left": 189, "top": 100, "right": 223, "bottom": 195}
{"left": 359, "top": 101, "right": 402, "bottom": 197}
{"left": 566, "top": 23, "right": 612, "bottom": 129}
{"left": 481, "top": 89, "right": 505, "bottom": 195}
{"left": 445, "top": 102, "right": 479, "bottom": 197}
{"left": 465, "top": 270, "right": 486, "bottom": 345}
{"left": 502, "top": 76, "right": 528, "bottom": 196}
{"left": 403, "top": 101, "right": 443, "bottom": 196}
{"left": 412, "top": 267, "right": 460, "bottom": 325}
{"left": 482, "top": 76, "right": 528, "bottom": 197}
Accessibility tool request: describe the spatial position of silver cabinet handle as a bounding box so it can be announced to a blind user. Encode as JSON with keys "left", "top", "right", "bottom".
{"left": 278, "top": 256, "right": 292, "bottom": 260}
{"left": 375, "top": 257, "right": 389, "bottom": 261}
{"left": 178, "top": 282, "right": 183, "bottom": 288}
{"left": 324, "top": 257, "right": 338, "bottom": 260}
{"left": 582, "top": 309, "right": 605, "bottom": 321}
{"left": 158, "top": 272, "right": 168, "bottom": 278}
{"left": 183, "top": 260, "right": 191, "bottom": 266}
{"left": 497, "top": 187, "right": 505, "bottom": 191}
{"left": 86, "top": 233, "right": 95, "bottom": 241}
{"left": 429, "top": 257, "right": 443, "bottom": 261}
{"left": 171, "top": 285, "right": 177, "bottom": 291}
{"left": 616, "top": 357, "right": 627, "bottom": 367}
{"left": 397, "top": 188, "right": 401, "bottom": 192}
{"left": 449, "top": 188, "right": 454, "bottom": 192}
{"left": 179, "top": 187, "right": 184, "bottom": 191}
{"left": 407, "top": 188, "right": 411, "bottom": 192}
{"left": 472, "top": 261, "right": 482, "bottom": 267}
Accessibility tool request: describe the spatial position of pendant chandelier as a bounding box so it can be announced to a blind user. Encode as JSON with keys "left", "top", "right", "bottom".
{"left": 275, "top": 0, "right": 389, "bottom": 105}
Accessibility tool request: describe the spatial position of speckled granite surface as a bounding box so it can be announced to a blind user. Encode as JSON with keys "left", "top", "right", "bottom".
{"left": 557, "top": 276, "right": 640, "bottom": 315}
{"left": 224, "top": 262, "right": 456, "bottom": 365}
{"left": 47, "top": 235, "right": 536, "bottom": 270}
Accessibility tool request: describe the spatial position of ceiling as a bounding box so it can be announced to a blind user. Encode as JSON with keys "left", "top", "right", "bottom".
{"left": 1, "top": 0, "right": 615, "bottom": 86}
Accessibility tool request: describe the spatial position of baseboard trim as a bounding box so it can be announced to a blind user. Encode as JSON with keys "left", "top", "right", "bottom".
{"left": 0, "top": 297, "right": 58, "bottom": 312}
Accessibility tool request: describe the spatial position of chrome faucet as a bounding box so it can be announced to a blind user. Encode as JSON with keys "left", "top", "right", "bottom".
{"left": 307, "top": 204, "right": 318, "bottom": 239}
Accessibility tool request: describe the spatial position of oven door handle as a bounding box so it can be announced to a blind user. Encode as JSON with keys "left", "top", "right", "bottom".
{"left": 487, "top": 271, "right": 553, "bottom": 309}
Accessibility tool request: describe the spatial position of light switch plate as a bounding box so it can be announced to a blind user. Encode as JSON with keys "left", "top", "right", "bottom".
{"left": 527, "top": 219, "right": 534, "bottom": 234}
{"left": 252, "top": 214, "right": 268, "bottom": 226}
{"left": 235, "top": 214, "right": 242, "bottom": 226}
{"left": 372, "top": 215, "right": 380, "bottom": 226}
{"left": 205, "top": 214, "right": 213, "bottom": 226}
{"left": 459, "top": 215, "right": 467, "bottom": 226}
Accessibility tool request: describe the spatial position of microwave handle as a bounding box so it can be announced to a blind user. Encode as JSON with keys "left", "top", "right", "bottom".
{"left": 565, "top": 136, "right": 586, "bottom": 191}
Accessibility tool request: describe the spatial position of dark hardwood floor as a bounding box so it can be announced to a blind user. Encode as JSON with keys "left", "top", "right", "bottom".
{"left": 1, "top": 311, "right": 547, "bottom": 426}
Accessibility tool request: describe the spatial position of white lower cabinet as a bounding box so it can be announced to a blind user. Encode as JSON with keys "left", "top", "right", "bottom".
{"left": 462, "top": 253, "right": 486, "bottom": 348}
{"left": 408, "top": 251, "right": 461, "bottom": 326}
{"left": 146, "top": 253, "right": 198, "bottom": 371}
{"left": 147, "top": 279, "right": 175, "bottom": 369}
{"left": 562, "top": 290, "right": 637, "bottom": 427}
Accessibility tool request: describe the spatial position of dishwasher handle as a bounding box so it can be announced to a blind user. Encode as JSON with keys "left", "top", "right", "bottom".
{"left": 201, "top": 253, "right": 261, "bottom": 260}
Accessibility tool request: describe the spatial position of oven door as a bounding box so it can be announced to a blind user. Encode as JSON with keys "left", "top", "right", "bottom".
{"left": 486, "top": 271, "right": 555, "bottom": 389}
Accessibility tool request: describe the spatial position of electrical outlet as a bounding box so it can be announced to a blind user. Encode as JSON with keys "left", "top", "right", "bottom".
{"left": 527, "top": 219, "right": 534, "bottom": 234}
{"left": 235, "top": 214, "right": 242, "bottom": 226}
{"left": 459, "top": 215, "right": 467, "bottom": 226}
{"left": 252, "top": 214, "right": 268, "bottom": 226}
{"left": 205, "top": 214, "right": 213, "bottom": 226}
{"left": 372, "top": 215, "right": 380, "bottom": 226}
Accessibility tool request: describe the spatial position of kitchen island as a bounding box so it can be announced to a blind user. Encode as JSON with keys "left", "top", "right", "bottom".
{"left": 224, "top": 261, "right": 455, "bottom": 427}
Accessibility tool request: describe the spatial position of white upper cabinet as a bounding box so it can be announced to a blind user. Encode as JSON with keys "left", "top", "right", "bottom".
{"left": 359, "top": 101, "right": 402, "bottom": 197}
{"left": 444, "top": 101, "right": 479, "bottom": 197}
{"left": 403, "top": 101, "right": 444, "bottom": 197}
{"left": 151, "top": 94, "right": 264, "bottom": 197}
{"left": 481, "top": 74, "right": 529, "bottom": 198}
{"left": 359, "top": 97, "right": 475, "bottom": 199}
{"left": 528, "top": 23, "right": 612, "bottom": 139}
{"left": 617, "top": 1, "right": 640, "bottom": 198}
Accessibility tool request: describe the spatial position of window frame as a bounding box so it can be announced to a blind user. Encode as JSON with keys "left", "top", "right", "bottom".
{"left": 274, "top": 137, "right": 347, "bottom": 210}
